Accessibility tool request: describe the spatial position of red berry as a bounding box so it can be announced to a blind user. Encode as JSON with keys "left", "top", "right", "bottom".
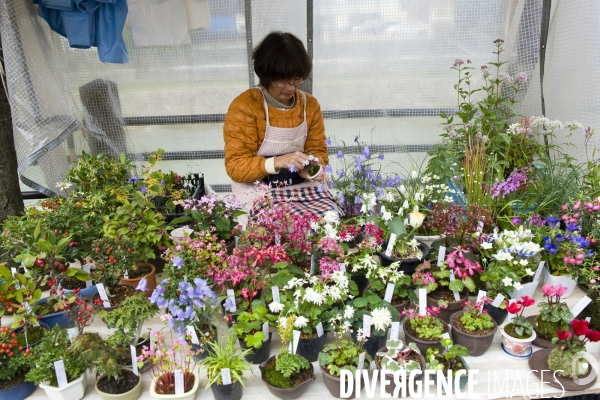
{"left": 34, "top": 258, "right": 46, "bottom": 267}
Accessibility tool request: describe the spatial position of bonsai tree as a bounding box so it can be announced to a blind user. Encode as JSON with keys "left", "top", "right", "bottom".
{"left": 90, "top": 236, "right": 139, "bottom": 293}
{"left": 199, "top": 332, "right": 252, "bottom": 391}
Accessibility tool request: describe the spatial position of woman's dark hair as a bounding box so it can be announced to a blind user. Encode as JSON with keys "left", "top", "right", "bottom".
{"left": 252, "top": 32, "right": 312, "bottom": 88}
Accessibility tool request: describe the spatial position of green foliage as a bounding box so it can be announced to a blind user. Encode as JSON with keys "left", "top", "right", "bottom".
{"left": 0, "top": 326, "right": 28, "bottom": 381}
{"left": 232, "top": 300, "right": 276, "bottom": 349}
{"left": 65, "top": 151, "right": 132, "bottom": 194}
{"left": 408, "top": 315, "right": 445, "bottom": 341}
{"left": 99, "top": 293, "right": 158, "bottom": 347}
{"left": 263, "top": 367, "right": 294, "bottom": 389}
{"left": 548, "top": 346, "right": 589, "bottom": 378}
{"left": 346, "top": 291, "right": 399, "bottom": 337}
{"left": 425, "top": 340, "right": 468, "bottom": 377}
{"left": 376, "top": 340, "right": 421, "bottom": 372}
{"left": 199, "top": 332, "right": 252, "bottom": 387}
{"left": 459, "top": 309, "right": 494, "bottom": 332}
{"left": 70, "top": 332, "right": 122, "bottom": 381}
{"left": 90, "top": 237, "right": 138, "bottom": 290}
{"left": 533, "top": 316, "right": 569, "bottom": 342}
{"left": 275, "top": 352, "right": 310, "bottom": 379}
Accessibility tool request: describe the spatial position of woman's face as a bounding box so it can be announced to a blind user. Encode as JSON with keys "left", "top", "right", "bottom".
{"left": 267, "top": 78, "right": 304, "bottom": 105}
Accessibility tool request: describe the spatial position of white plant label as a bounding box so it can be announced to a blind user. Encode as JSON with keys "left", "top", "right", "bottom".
{"left": 533, "top": 261, "right": 545, "bottom": 282}
{"left": 586, "top": 317, "right": 592, "bottom": 323}
{"left": 339, "top": 263, "right": 346, "bottom": 273}
{"left": 226, "top": 289, "right": 236, "bottom": 312}
{"left": 67, "top": 328, "right": 78, "bottom": 341}
{"left": 316, "top": 322, "right": 324, "bottom": 338}
{"left": 54, "top": 360, "right": 68, "bottom": 388}
{"left": 476, "top": 290, "right": 487, "bottom": 303}
{"left": 448, "top": 272, "right": 461, "bottom": 301}
{"left": 186, "top": 326, "right": 200, "bottom": 344}
{"left": 292, "top": 330, "right": 301, "bottom": 354}
{"left": 363, "top": 315, "right": 372, "bottom": 338}
{"left": 123, "top": 270, "right": 129, "bottom": 279}
{"left": 82, "top": 264, "right": 93, "bottom": 288}
{"left": 174, "top": 370, "right": 184, "bottom": 395}
{"left": 221, "top": 368, "right": 232, "bottom": 385}
{"left": 571, "top": 296, "right": 592, "bottom": 320}
{"left": 131, "top": 345, "right": 139, "bottom": 376}
{"left": 10, "top": 268, "right": 19, "bottom": 289}
{"left": 491, "top": 293, "right": 505, "bottom": 308}
{"left": 437, "top": 246, "right": 446, "bottom": 266}
{"left": 385, "top": 233, "right": 397, "bottom": 257}
{"left": 418, "top": 288, "right": 427, "bottom": 315}
{"left": 384, "top": 283, "right": 395, "bottom": 303}
{"left": 96, "top": 283, "right": 111, "bottom": 307}
{"left": 390, "top": 321, "right": 400, "bottom": 340}
{"left": 310, "top": 254, "right": 315, "bottom": 275}
{"left": 357, "top": 351, "right": 366, "bottom": 375}
{"left": 271, "top": 286, "right": 280, "bottom": 304}
{"left": 263, "top": 321, "right": 270, "bottom": 342}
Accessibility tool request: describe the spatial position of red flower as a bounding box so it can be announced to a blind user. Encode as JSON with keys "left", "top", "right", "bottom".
{"left": 571, "top": 319, "right": 590, "bottom": 337}
{"left": 555, "top": 330, "right": 571, "bottom": 341}
{"left": 518, "top": 296, "right": 535, "bottom": 307}
{"left": 585, "top": 329, "right": 600, "bottom": 342}
{"left": 506, "top": 301, "right": 523, "bottom": 314}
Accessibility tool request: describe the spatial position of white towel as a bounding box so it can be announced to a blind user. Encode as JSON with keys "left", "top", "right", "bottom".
{"left": 127, "top": 0, "right": 191, "bottom": 46}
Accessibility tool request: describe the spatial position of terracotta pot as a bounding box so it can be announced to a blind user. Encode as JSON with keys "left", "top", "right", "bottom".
{"left": 499, "top": 325, "right": 536, "bottom": 357}
{"left": 426, "top": 290, "right": 469, "bottom": 323}
{"left": 449, "top": 311, "right": 497, "bottom": 357}
{"left": 95, "top": 368, "right": 142, "bottom": 400}
{"left": 377, "top": 242, "right": 430, "bottom": 277}
{"left": 403, "top": 317, "right": 446, "bottom": 355}
{"left": 319, "top": 363, "right": 363, "bottom": 399}
{"left": 259, "top": 356, "right": 315, "bottom": 399}
{"left": 119, "top": 262, "right": 157, "bottom": 297}
{"left": 375, "top": 346, "right": 426, "bottom": 397}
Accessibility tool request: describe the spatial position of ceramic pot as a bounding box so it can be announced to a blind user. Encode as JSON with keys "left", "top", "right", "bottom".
{"left": 542, "top": 268, "right": 577, "bottom": 299}
{"left": 350, "top": 330, "right": 387, "bottom": 361}
{"left": 375, "top": 346, "right": 426, "bottom": 397}
{"left": 239, "top": 332, "right": 272, "bottom": 364}
{"left": 450, "top": 311, "right": 497, "bottom": 357}
{"left": 0, "top": 377, "right": 36, "bottom": 400}
{"left": 377, "top": 242, "right": 430, "bottom": 276}
{"left": 393, "top": 298, "right": 410, "bottom": 316}
{"left": 433, "top": 356, "right": 470, "bottom": 395}
{"left": 426, "top": 290, "right": 469, "bottom": 323}
{"left": 528, "top": 348, "right": 597, "bottom": 391}
{"left": 36, "top": 297, "right": 74, "bottom": 328}
{"left": 119, "top": 262, "right": 157, "bottom": 297}
{"left": 414, "top": 234, "right": 445, "bottom": 248}
{"left": 319, "top": 363, "right": 363, "bottom": 399}
{"left": 307, "top": 164, "right": 323, "bottom": 180}
{"left": 12, "top": 322, "right": 49, "bottom": 348}
{"left": 499, "top": 325, "right": 536, "bottom": 356}
{"left": 483, "top": 303, "right": 508, "bottom": 326}
{"left": 149, "top": 370, "right": 200, "bottom": 400}
{"left": 507, "top": 280, "right": 540, "bottom": 301}
{"left": 296, "top": 333, "right": 327, "bottom": 362}
{"left": 95, "top": 368, "right": 142, "bottom": 400}
{"left": 211, "top": 382, "right": 243, "bottom": 400}
{"left": 59, "top": 278, "right": 98, "bottom": 299}
{"left": 259, "top": 356, "right": 316, "bottom": 399}
{"left": 350, "top": 274, "right": 369, "bottom": 297}
{"left": 403, "top": 317, "right": 446, "bottom": 355}
{"left": 39, "top": 373, "right": 86, "bottom": 400}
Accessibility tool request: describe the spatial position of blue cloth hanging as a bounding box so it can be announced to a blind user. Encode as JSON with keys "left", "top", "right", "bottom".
{"left": 33, "top": 0, "right": 129, "bottom": 64}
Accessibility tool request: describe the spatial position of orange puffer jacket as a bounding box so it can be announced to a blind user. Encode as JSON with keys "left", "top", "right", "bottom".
{"left": 223, "top": 88, "right": 329, "bottom": 183}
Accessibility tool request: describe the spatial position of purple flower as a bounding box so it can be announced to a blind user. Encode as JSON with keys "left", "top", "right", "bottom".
{"left": 516, "top": 72, "right": 527, "bottom": 83}
{"left": 337, "top": 151, "right": 344, "bottom": 159}
{"left": 546, "top": 217, "right": 561, "bottom": 230}
{"left": 224, "top": 298, "right": 236, "bottom": 313}
{"left": 379, "top": 154, "right": 384, "bottom": 161}
{"left": 325, "top": 165, "right": 333, "bottom": 174}
{"left": 173, "top": 256, "right": 183, "bottom": 268}
{"left": 361, "top": 146, "right": 370, "bottom": 158}
{"left": 133, "top": 175, "right": 139, "bottom": 185}
{"left": 337, "top": 170, "right": 344, "bottom": 178}
{"left": 354, "top": 136, "right": 359, "bottom": 143}
{"left": 289, "top": 164, "right": 297, "bottom": 173}
{"left": 489, "top": 168, "right": 529, "bottom": 198}
{"left": 160, "top": 179, "right": 165, "bottom": 186}
{"left": 511, "top": 217, "right": 522, "bottom": 226}
{"left": 318, "top": 184, "right": 324, "bottom": 192}
{"left": 140, "top": 185, "right": 148, "bottom": 194}
{"left": 136, "top": 277, "right": 148, "bottom": 292}
{"left": 325, "top": 138, "right": 331, "bottom": 146}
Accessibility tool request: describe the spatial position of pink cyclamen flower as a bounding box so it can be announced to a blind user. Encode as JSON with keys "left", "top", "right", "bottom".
{"left": 554, "top": 284, "right": 568, "bottom": 297}
{"left": 541, "top": 283, "right": 555, "bottom": 297}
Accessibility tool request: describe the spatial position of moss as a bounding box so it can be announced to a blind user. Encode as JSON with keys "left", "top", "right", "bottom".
{"left": 579, "top": 298, "right": 600, "bottom": 331}
{"left": 533, "top": 316, "right": 568, "bottom": 341}
{"left": 263, "top": 365, "right": 293, "bottom": 389}
{"left": 504, "top": 323, "right": 531, "bottom": 339}
{"left": 547, "top": 347, "right": 588, "bottom": 378}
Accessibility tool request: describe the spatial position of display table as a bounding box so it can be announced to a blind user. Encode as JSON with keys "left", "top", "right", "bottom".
{"left": 3, "top": 285, "right": 599, "bottom": 400}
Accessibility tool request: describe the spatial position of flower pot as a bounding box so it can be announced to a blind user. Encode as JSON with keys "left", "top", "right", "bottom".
{"left": 426, "top": 290, "right": 469, "bottom": 323}
{"left": 403, "top": 317, "right": 447, "bottom": 355}
{"left": 37, "top": 297, "right": 74, "bottom": 328}
{"left": 375, "top": 346, "right": 426, "bottom": 397}
{"left": 12, "top": 323, "right": 49, "bottom": 348}
{"left": 170, "top": 228, "right": 193, "bottom": 243}
{"left": 119, "top": 262, "right": 157, "bottom": 297}
{"left": 59, "top": 278, "right": 98, "bottom": 299}
{"left": 95, "top": 368, "right": 142, "bottom": 400}
{"left": 0, "top": 377, "right": 36, "bottom": 400}
{"left": 319, "top": 363, "right": 364, "bottom": 399}
{"left": 393, "top": 298, "right": 410, "bottom": 316}
{"left": 150, "top": 370, "right": 200, "bottom": 400}
{"left": 499, "top": 325, "right": 536, "bottom": 357}
{"left": 542, "top": 268, "right": 577, "bottom": 299}
{"left": 414, "top": 234, "right": 444, "bottom": 248}
{"left": 350, "top": 330, "right": 387, "bottom": 361}
{"left": 259, "top": 355, "right": 316, "bottom": 399}
{"left": 92, "top": 285, "right": 138, "bottom": 313}
{"left": 307, "top": 164, "right": 323, "bottom": 180}
{"left": 432, "top": 356, "right": 470, "bottom": 395}
{"left": 449, "top": 311, "right": 497, "bottom": 357}
{"left": 350, "top": 274, "right": 369, "bottom": 297}
{"left": 377, "top": 242, "right": 430, "bottom": 276}
{"left": 528, "top": 348, "right": 597, "bottom": 391}
{"left": 507, "top": 279, "right": 539, "bottom": 301}
{"left": 239, "top": 332, "right": 272, "bottom": 364}
{"left": 527, "top": 315, "right": 571, "bottom": 349}
{"left": 211, "top": 382, "right": 243, "bottom": 400}
{"left": 296, "top": 333, "right": 327, "bottom": 362}
{"left": 482, "top": 303, "right": 508, "bottom": 326}
{"left": 39, "top": 372, "right": 87, "bottom": 400}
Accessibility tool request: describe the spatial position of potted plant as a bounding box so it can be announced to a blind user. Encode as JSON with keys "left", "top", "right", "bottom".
{"left": 449, "top": 299, "right": 497, "bottom": 356}
{"left": 415, "top": 202, "right": 464, "bottom": 247}
{"left": 375, "top": 339, "right": 425, "bottom": 397}
{"left": 402, "top": 305, "right": 449, "bottom": 355}
{"left": 0, "top": 326, "right": 35, "bottom": 399}
{"left": 139, "top": 329, "right": 201, "bottom": 400}
{"left": 377, "top": 215, "right": 430, "bottom": 276}
{"left": 499, "top": 296, "right": 536, "bottom": 357}
{"left": 318, "top": 314, "right": 369, "bottom": 399}
{"left": 259, "top": 315, "right": 316, "bottom": 399}
{"left": 425, "top": 339, "right": 469, "bottom": 394}
{"left": 232, "top": 299, "right": 276, "bottom": 364}
{"left": 199, "top": 332, "right": 252, "bottom": 400}
{"left": 528, "top": 284, "right": 572, "bottom": 348}
{"left": 24, "top": 325, "right": 88, "bottom": 400}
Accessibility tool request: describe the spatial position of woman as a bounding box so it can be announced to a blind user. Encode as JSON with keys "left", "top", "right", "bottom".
{"left": 223, "top": 31, "right": 338, "bottom": 218}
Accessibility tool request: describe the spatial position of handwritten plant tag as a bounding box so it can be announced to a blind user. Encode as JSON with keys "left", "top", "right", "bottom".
{"left": 131, "top": 345, "right": 139, "bottom": 376}
{"left": 186, "top": 326, "right": 200, "bottom": 344}
{"left": 390, "top": 321, "right": 400, "bottom": 340}
{"left": 363, "top": 315, "right": 372, "bottom": 338}
{"left": 174, "top": 370, "right": 184, "bottom": 394}
{"left": 357, "top": 352, "right": 366, "bottom": 376}
{"left": 571, "top": 296, "right": 592, "bottom": 320}
{"left": 384, "top": 283, "right": 395, "bottom": 303}
{"left": 385, "top": 233, "right": 397, "bottom": 257}
{"left": 271, "top": 286, "right": 280, "bottom": 303}
{"left": 339, "top": 263, "right": 346, "bottom": 273}
{"left": 437, "top": 246, "right": 446, "bottom": 267}
{"left": 221, "top": 368, "right": 232, "bottom": 385}
{"left": 316, "top": 322, "right": 324, "bottom": 338}
{"left": 67, "top": 328, "right": 78, "bottom": 341}
{"left": 418, "top": 288, "right": 427, "bottom": 315}
{"left": 263, "top": 321, "right": 270, "bottom": 341}
{"left": 54, "top": 360, "right": 68, "bottom": 388}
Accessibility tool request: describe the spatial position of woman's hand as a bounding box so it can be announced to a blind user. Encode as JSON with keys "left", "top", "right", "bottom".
{"left": 274, "top": 151, "right": 308, "bottom": 172}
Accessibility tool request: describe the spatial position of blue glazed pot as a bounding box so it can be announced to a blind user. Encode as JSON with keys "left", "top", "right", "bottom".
{"left": 59, "top": 279, "right": 98, "bottom": 299}
{"left": 36, "top": 297, "right": 74, "bottom": 328}
{"left": 0, "top": 379, "right": 36, "bottom": 400}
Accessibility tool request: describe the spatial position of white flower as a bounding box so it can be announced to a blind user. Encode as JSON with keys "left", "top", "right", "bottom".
{"left": 525, "top": 268, "right": 534, "bottom": 276}
{"left": 269, "top": 301, "right": 284, "bottom": 313}
{"left": 279, "top": 317, "right": 288, "bottom": 329}
{"left": 323, "top": 211, "right": 339, "bottom": 225}
{"left": 304, "top": 288, "right": 325, "bottom": 305}
{"left": 408, "top": 212, "right": 425, "bottom": 228}
{"left": 381, "top": 206, "right": 392, "bottom": 221}
{"left": 519, "top": 259, "right": 529, "bottom": 266}
{"left": 415, "top": 192, "right": 424, "bottom": 201}
{"left": 566, "top": 121, "right": 584, "bottom": 130}
{"left": 386, "top": 192, "right": 395, "bottom": 202}
{"left": 444, "top": 196, "right": 454, "bottom": 203}
{"left": 344, "top": 305, "right": 355, "bottom": 319}
{"left": 481, "top": 242, "right": 493, "bottom": 250}
{"left": 294, "top": 316, "right": 309, "bottom": 329}
{"left": 399, "top": 185, "right": 407, "bottom": 195}
{"left": 56, "top": 182, "right": 72, "bottom": 191}
{"left": 310, "top": 221, "right": 320, "bottom": 231}
{"left": 355, "top": 328, "right": 366, "bottom": 342}
{"left": 411, "top": 171, "right": 418, "bottom": 179}
{"left": 371, "top": 307, "right": 393, "bottom": 331}
{"left": 502, "top": 277, "right": 513, "bottom": 287}
{"left": 513, "top": 282, "right": 523, "bottom": 290}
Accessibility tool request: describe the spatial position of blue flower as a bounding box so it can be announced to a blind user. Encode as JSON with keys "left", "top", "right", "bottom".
{"left": 325, "top": 165, "right": 333, "bottom": 174}
{"left": 544, "top": 243, "right": 558, "bottom": 255}
{"left": 224, "top": 298, "right": 236, "bottom": 313}
{"left": 379, "top": 154, "right": 384, "bottom": 161}
{"left": 136, "top": 277, "right": 148, "bottom": 292}
{"left": 173, "top": 256, "right": 184, "bottom": 268}
{"left": 337, "top": 170, "right": 344, "bottom": 178}
{"left": 354, "top": 196, "right": 361, "bottom": 204}
{"left": 133, "top": 175, "right": 139, "bottom": 185}
{"left": 140, "top": 185, "right": 148, "bottom": 194}
{"left": 555, "top": 234, "right": 564, "bottom": 243}
{"left": 361, "top": 146, "right": 370, "bottom": 158}
{"left": 325, "top": 138, "right": 331, "bottom": 146}
{"left": 289, "top": 164, "right": 297, "bottom": 173}
{"left": 349, "top": 184, "right": 355, "bottom": 192}
{"left": 337, "top": 151, "right": 344, "bottom": 159}
{"left": 318, "top": 184, "right": 324, "bottom": 192}
{"left": 328, "top": 181, "right": 335, "bottom": 188}
{"left": 546, "top": 216, "right": 560, "bottom": 230}
{"left": 160, "top": 179, "right": 165, "bottom": 186}
{"left": 354, "top": 136, "right": 359, "bottom": 143}
{"left": 566, "top": 223, "right": 578, "bottom": 232}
